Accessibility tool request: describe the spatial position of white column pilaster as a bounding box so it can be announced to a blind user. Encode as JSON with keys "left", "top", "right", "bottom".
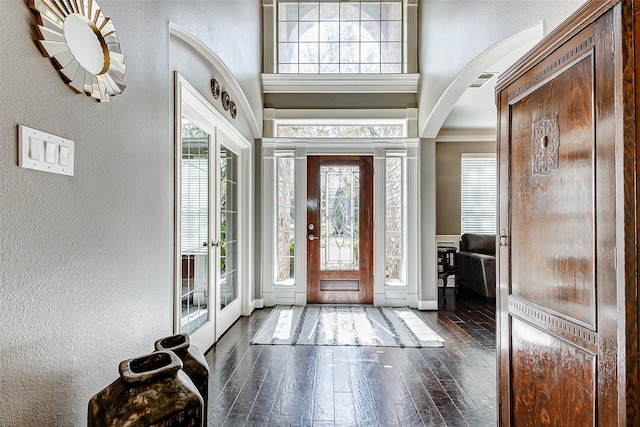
{"left": 263, "top": 0, "right": 276, "bottom": 73}
{"left": 373, "top": 148, "right": 387, "bottom": 306}
{"left": 406, "top": 145, "right": 419, "bottom": 307}
{"left": 419, "top": 138, "right": 438, "bottom": 310}
{"left": 405, "top": 0, "right": 418, "bottom": 74}
{"left": 295, "top": 147, "right": 308, "bottom": 305}
{"left": 261, "top": 146, "right": 276, "bottom": 306}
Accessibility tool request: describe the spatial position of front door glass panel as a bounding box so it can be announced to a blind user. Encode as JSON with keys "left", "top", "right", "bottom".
{"left": 320, "top": 165, "right": 360, "bottom": 271}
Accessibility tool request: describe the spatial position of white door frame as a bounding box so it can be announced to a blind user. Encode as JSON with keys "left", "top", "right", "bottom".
{"left": 174, "top": 73, "right": 252, "bottom": 351}
{"left": 261, "top": 138, "right": 420, "bottom": 308}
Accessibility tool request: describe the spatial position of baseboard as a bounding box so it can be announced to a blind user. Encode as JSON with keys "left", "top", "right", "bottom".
{"left": 253, "top": 299, "right": 264, "bottom": 309}
{"left": 417, "top": 300, "right": 438, "bottom": 311}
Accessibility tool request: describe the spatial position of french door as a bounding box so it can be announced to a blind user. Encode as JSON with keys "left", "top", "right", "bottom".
{"left": 307, "top": 156, "right": 373, "bottom": 304}
{"left": 176, "top": 75, "right": 243, "bottom": 351}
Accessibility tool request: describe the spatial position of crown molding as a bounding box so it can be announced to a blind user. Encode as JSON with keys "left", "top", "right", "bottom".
{"left": 436, "top": 128, "right": 496, "bottom": 143}
{"left": 269, "top": 108, "right": 415, "bottom": 122}
{"left": 262, "top": 73, "right": 420, "bottom": 94}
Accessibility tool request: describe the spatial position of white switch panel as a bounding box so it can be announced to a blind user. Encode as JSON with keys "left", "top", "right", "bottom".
{"left": 18, "top": 125, "right": 74, "bottom": 176}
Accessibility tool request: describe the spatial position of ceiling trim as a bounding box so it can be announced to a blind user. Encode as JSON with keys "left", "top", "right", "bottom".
{"left": 436, "top": 128, "right": 496, "bottom": 143}
{"left": 262, "top": 137, "right": 420, "bottom": 150}
{"left": 262, "top": 73, "right": 420, "bottom": 94}
{"left": 268, "top": 108, "right": 416, "bottom": 121}
{"left": 169, "top": 22, "right": 262, "bottom": 138}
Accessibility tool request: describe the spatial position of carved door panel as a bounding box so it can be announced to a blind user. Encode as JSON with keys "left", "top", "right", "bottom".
{"left": 307, "top": 156, "right": 373, "bottom": 304}
{"left": 497, "top": 7, "right": 621, "bottom": 426}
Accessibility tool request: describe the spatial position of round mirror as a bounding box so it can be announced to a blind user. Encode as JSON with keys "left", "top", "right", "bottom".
{"left": 29, "top": 0, "right": 127, "bottom": 102}
{"left": 63, "top": 14, "right": 109, "bottom": 76}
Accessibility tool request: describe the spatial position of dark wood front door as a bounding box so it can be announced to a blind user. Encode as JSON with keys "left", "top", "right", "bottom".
{"left": 496, "top": 5, "right": 627, "bottom": 426}
{"left": 307, "top": 156, "right": 373, "bottom": 304}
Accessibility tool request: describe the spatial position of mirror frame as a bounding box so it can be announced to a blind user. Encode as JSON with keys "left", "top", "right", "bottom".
{"left": 29, "top": 0, "right": 127, "bottom": 102}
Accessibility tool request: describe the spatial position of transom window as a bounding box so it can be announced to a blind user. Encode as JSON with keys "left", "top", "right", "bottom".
{"left": 278, "top": 1, "right": 403, "bottom": 73}
{"left": 278, "top": 124, "right": 403, "bottom": 137}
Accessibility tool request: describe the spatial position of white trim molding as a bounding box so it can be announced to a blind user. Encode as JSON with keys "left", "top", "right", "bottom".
{"left": 436, "top": 128, "right": 497, "bottom": 143}
{"left": 263, "top": 108, "right": 420, "bottom": 139}
{"left": 270, "top": 108, "right": 416, "bottom": 122}
{"left": 169, "top": 22, "right": 262, "bottom": 138}
{"left": 262, "top": 138, "right": 420, "bottom": 152}
{"left": 417, "top": 300, "right": 439, "bottom": 311}
{"left": 262, "top": 74, "right": 420, "bottom": 94}
{"left": 262, "top": 137, "right": 420, "bottom": 308}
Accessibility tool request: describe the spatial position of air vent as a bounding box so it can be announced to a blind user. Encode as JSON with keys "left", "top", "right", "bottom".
{"left": 470, "top": 72, "right": 497, "bottom": 88}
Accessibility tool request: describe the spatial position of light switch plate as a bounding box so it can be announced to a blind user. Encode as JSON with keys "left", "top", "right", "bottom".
{"left": 18, "top": 125, "right": 74, "bottom": 176}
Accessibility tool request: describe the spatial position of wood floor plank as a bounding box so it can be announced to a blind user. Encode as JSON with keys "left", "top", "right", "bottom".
{"left": 334, "top": 392, "right": 357, "bottom": 426}
{"left": 244, "top": 346, "right": 291, "bottom": 426}
{"left": 209, "top": 345, "right": 267, "bottom": 426}
{"left": 348, "top": 347, "right": 378, "bottom": 426}
{"left": 313, "top": 348, "right": 335, "bottom": 423}
{"left": 222, "top": 345, "right": 279, "bottom": 426}
{"left": 270, "top": 346, "right": 318, "bottom": 426}
{"left": 359, "top": 347, "right": 402, "bottom": 426}
{"left": 204, "top": 291, "right": 496, "bottom": 427}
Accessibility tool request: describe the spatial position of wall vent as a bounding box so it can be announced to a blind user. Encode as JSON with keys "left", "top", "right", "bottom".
{"left": 470, "top": 72, "right": 497, "bottom": 88}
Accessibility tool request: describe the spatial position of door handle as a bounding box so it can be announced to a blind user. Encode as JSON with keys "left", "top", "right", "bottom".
{"left": 308, "top": 234, "right": 317, "bottom": 241}
{"left": 499, "top": 229, "right": 508, "bottom": 247}
{"left": 212, "top": 240, "right": 226, "bottom": 247}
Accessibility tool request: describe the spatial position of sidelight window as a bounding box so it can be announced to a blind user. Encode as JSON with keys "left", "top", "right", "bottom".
{"left": 385, "top": 156, "right": 403, "bottom": 282}
{"left": 276, "top": 156, "right": 296, "bottom": 282}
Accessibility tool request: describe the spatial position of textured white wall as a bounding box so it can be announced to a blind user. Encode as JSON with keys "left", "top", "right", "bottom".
{"left": 418, "top": 0, "right": 587, "bottom": 137}
{"left": 0, "top": 1, "right": 260, "bottom": 425}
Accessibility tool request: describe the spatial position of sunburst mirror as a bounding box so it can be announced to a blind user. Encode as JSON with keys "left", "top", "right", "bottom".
{"left": 28, "top": 0, "right": 127, "bottom": 102}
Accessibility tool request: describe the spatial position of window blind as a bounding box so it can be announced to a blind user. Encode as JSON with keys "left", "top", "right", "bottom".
{"left": 182, "top": 157, "right": 208, "bottom": 254}
{"left": 461, "top": 153, "right": 496, "bottom": 234}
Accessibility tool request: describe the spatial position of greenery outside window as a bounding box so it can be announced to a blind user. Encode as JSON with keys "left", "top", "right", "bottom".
{"left": 278, "top": 1, "right": 403, "bottom": 74}
{"left": 276, "top": 156, "right": 296, "bottom": 283}
{"left": 385, "top": 156, "right": 403, "bottom": 283}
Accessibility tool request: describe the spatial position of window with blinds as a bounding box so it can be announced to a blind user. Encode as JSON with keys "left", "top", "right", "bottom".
{"left": 461, "top": 153, "right": 496, "bottom": 234}
{"left": 181, "top": 138, "right": 209, "bottom": 255}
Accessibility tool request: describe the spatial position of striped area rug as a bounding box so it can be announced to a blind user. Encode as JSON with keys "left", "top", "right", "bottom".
{"left": 250, "top": 305, "right": 444, "bottom": 348}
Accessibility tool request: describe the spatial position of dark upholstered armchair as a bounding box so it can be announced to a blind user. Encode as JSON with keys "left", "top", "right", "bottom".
{"left": 455, "top": 234, "right": 496, "bottom": 298}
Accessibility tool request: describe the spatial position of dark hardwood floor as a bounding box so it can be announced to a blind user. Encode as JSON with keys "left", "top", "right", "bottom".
{"left": 204, "top": 288, "right": 496, "bottom": 426}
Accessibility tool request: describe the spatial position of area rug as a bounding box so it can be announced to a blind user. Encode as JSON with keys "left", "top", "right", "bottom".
{"left": 250, "top": 305, "right": 444, "bottom": 348}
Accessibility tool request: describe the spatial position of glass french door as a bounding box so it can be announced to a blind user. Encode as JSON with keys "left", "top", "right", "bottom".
{"left": 215, "top": 136, "right": 240, "bottom": 339}
{"left": 177, "top": 120, "right": 241, "bottom": 351}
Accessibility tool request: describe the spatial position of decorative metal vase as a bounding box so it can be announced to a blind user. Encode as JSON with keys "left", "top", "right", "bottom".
{"left": 155, "top": 333, "right": 209, "bottom": 425}
{"left": 88, "top": 350, "right": 203, "bottom": 427}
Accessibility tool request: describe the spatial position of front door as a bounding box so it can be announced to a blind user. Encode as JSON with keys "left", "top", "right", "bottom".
{"left": 307, "top": 156, "right": 373, "bottom": 304}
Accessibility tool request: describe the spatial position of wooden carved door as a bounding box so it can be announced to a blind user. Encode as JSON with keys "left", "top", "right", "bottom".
{"left": 307, "top": 156, "right": 373, "bottom": 304}
{"left": 496, "top": 3, "right": 635, "bottom": 425}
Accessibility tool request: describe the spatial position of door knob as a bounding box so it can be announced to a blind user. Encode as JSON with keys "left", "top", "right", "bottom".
{"left": 308, "top": 234, "right": 317, "bottom": 241}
